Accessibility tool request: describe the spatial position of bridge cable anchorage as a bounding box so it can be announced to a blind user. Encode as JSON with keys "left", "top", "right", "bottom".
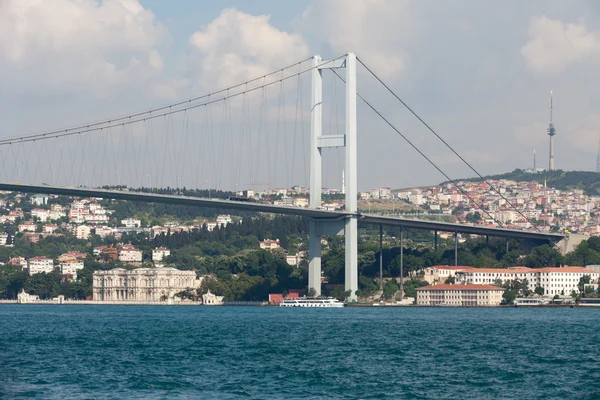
{"left": 0, "top": 56, "right": 342, "bottom": 148}
{"left": 330, "top": 69, "right": 502, "bottom": 228}
{"left": 356, "top": 57, "right": 543, "bottom": 235}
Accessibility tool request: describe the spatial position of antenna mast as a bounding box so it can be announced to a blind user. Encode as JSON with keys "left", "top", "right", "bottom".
{"left": 596, "top": 137, "right": 600, "bottom": 173}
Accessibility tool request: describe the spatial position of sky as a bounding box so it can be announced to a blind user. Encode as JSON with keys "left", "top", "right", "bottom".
{"left": 1, "top": 0, "right": 599, "bottom": 191}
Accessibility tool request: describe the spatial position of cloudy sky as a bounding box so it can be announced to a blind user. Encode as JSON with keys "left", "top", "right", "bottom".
{"left": 0, "top": 0, "right": 599, "bottom": 191}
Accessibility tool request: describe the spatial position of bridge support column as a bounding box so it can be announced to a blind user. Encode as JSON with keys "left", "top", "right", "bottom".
{"left": 434, "top": 230, "right": 438, "bottom": 252}
{"left": 400, "top": 226, "right": 404, "bottom": 299}
{"left": 308, "top": 53, "right": 358, "bottom": 302}
{"left": 454, "top": 232, "right": 458, "bottom": 266}
{"left": 379, "top": 225, "right": 383, "bottom": 291}
{"left": 344, "top": 53, "right": 358, "bottom": 302}
{"left": 308, "top": 220, "right": 321, "bottom": 295}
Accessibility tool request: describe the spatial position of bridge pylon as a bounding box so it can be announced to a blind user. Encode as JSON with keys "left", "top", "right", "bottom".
{"left": 308, "top": 53, "right": 358, "bottom": 301}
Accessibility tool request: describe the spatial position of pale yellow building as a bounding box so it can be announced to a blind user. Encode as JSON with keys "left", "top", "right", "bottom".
{"left": 416, "top": 284, "right": 504, "bottom": 307}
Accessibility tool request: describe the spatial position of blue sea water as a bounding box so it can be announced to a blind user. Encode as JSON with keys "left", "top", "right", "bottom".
{"left": 1, "top": 305, "right": 600, "bottom": 400}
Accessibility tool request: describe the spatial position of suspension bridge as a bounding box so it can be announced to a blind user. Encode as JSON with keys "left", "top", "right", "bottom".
{"left": 0, "top": 53, "right": 565, "bottom": 300}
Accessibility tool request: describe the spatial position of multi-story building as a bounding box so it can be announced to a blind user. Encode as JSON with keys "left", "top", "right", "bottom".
{"left": 28, "top": 256, "right": 55, "bottom": 275}
{"left": 93, "top": 267, "right": 202, "bottom": 301}
{"left": 43, "top": 224, "right": 58, "bottom": 234}
{"left": 216, "top": 215, "right": 232, "bottom": 227}
{"left": 152, "top": 247, "right": 170, "bottom": 262}
{"left": 416, "top": 265, "right": 477, "bottom": 285}
{"left": 456, "top": 266, "right": 600, "bottom": 296}
{"left": 58, "top": 251, "right": 87, "bottom": 263}
{"left": 9, "top": 257, "right": 27, "bottom": 269}
{"left": 30, "top": 194, "right": 48, "bottom": 206}
{"left": 75, "top": 225, "right": 92, "bottom": 240}
{"left": 121, "top": 218, "right": 142, "bottom": 228}
{"left": 260, "top": 239, "right": 280, "bottom": 250}
{"left": 94, "top": 245, "right": 119, "bottom": 262}
{"left": 416, "top": 284, "right": 504, "bottom": 306}
{"left": 18, "top": 221, "right": 37, "bottom": 233}
{"left": 119, "top": 244, "right": 143, "bottom": 263}
{"left": 60, "top": 259, "right": 85, "bottom": 279}
{"left": 31, "top": 209, "right": 50, "bottom": 222}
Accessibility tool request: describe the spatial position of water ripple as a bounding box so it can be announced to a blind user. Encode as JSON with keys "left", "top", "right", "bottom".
{"left": 2, "top": 306, "right": 600, "bottom": 399}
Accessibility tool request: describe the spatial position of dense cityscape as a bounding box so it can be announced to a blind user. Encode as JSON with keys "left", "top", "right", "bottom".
{"left": 3, "top": 171, "right": 600, "bottom": 308}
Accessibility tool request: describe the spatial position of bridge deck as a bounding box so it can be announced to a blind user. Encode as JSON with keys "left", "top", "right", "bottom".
{"left": 0, "top": 183, "right": 564, "bottom": 242}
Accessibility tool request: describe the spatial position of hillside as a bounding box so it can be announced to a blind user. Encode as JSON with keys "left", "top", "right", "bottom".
{"left": 448, "top": 169, "right": 600, "bottom": 196}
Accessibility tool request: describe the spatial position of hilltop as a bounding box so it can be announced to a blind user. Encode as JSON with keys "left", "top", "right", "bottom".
{"left": 446, "top": 169, "right": 600, "bottom": 196}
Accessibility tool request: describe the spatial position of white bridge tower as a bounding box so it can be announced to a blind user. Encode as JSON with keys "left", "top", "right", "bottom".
{"left": 308, "top": 53, "right": 358, "bottom": 301}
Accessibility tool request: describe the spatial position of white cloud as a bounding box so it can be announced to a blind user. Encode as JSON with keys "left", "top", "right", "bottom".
{"left": 521, "top": 15, "right": 600, "bottom": 74}
{"left": 301, "top": 0, "right": 410, "bottom": 78}
{"left": 513, "top": 122, "right": 548, "bottom": 147}
{"left": 188, "top": 8, "right": 309, "bottom": 90}
{"left": 0, "top": 0, "right": 165, "bottom": 96}
{"left": 566, "top": 114, "right": 600, "bottom": 153}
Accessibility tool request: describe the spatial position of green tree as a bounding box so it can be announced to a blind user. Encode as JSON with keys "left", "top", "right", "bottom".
{"left": 503, "top": 290, "right": 516, "bottom": 304}
{"left": 534, "top": 286, "right": 544, "bottom": 296}
{"left": 578, "top": 275, "right": 591, "bottom": 295}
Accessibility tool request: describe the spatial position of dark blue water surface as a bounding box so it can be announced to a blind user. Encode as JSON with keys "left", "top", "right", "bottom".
{"left": 2, "top": 305, "right": 600, "bottom": 399}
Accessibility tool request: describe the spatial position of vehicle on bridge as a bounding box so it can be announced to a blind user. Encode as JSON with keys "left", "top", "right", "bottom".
{"left": 226, "top": 196, "right": 256, "bottom": 203}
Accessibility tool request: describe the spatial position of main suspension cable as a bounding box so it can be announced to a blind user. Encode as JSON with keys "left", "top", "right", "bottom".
{"left": 356, "top": 57, "right": 541, "bottom": 233}
{"left": 330, "top": 69, "right": 502, "bottom": 227}
{"left": 0, "top": 56, "right": 346, "bottom": 146}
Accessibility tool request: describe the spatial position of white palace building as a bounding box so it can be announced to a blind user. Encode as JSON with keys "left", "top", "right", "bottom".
{"left": 93, "top": 267, "right": 201, "bottom": 301}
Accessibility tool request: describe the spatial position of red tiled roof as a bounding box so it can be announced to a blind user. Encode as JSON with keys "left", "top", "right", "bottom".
{"left": 536, "top": 267, "right": 598, "bottom": 273}
{"left": 417, "top": 284, "right": 503, "bottom": 291}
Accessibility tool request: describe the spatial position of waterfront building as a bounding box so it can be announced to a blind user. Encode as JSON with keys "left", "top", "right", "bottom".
{"left": 416, "top": 266, "right": 476, "bottom": 285}
{"left": 93, "top": 267, "right": 202, "bottom": 301}
{"left": 202, "top": 289, "right": 224, "bottom": 305}
{"left": 17, "top": 290, "right": 39, "bottom": 303}
{"left": 416, "top": 284, "right": 504, "bottom": 306}
{"left": 456, "top": 266, "right": 600, "bottom": 296}
{"left": 28, "top": 256, "right": 55, "bottom": 275}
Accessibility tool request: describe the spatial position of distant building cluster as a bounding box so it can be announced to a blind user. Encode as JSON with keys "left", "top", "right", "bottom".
{"left": 415, "top": 265, "right": 600, "bottom": 297}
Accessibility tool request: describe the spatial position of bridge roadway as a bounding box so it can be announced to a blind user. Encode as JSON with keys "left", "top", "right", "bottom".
{"left": 0, "top": 183, "right": 564, "bottom": 243}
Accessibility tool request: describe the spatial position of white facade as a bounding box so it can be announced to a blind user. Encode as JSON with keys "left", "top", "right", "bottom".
{"left": 93, "top": 267, "right": 202, "bottom": 301}
{"left": 76, "top": 225, "right": 92, "bottom": 240}
{"left": 416, "top": 284, "right": 504, "bottom": 306}
{"left": 456, "top": 267, "right": 600, "bottom": 296}
{"left": 122, "top": 218, "right": 142, "bottom": 228}
{"left": 119, "top": 245, "right": 143, "bottom": 263}
{"left": 202, "top": 289, "right": 224, "bottom": 305}
{"left": 28, "top": 257, "right": 55, "bottom": 275}
{"left": 152, "top": 247, "right": 171, "bottom": 262}
{"left": 30, "top": 194, "right": 48, "bottom": 206}
{"left": 60, "top": 260, "right": 85, "bottom": 279}
{"left": 18, "top": 222, "right": 36, "bottom": 233}
{"left": 216, "top": 214, "right": 232, "bottom": 227}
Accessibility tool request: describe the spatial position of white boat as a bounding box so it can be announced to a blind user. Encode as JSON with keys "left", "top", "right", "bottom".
{"left": 279, "top": 297, "right": 345, "bottom": 308}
